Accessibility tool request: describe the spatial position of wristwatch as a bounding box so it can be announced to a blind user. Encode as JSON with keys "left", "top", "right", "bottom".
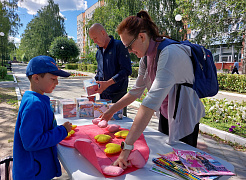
{"left": 121, "top": 141, "right": 134, "bottom": 150}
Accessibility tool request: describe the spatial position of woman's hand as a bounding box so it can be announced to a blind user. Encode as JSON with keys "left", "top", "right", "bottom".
{"left": 99, "top": 109, "right": 114, "bottom": 122}
{"left": 112, "top": 150, "right": 131, "bottom": 169}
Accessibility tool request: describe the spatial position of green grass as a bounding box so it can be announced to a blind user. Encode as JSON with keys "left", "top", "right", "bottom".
{"left": 201, "top": 117, "right": 245, "bottom": 138}
{"left": 0, "top": 74, "right": 14, "bottom": 82}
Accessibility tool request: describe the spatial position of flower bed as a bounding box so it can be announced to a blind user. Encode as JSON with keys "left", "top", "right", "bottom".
{"left": 70, "top": 72, "right": 88, "bottom": 77}
{"left": 201, "top": 98, "right": 246, "bottom": 138}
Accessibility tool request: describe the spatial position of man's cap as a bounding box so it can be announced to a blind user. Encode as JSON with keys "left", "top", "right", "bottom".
{"left": 26, "top": 55, "right": 71, "bottom": 77}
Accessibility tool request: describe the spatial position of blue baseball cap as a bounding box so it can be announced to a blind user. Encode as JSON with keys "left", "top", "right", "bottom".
{"left": 26, "top": 55, "right": 71, "bottom": 77}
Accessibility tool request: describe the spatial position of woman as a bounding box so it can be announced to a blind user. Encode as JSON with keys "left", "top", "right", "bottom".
{"left": 101, "top": 10, "right": 205, "bottom": 169}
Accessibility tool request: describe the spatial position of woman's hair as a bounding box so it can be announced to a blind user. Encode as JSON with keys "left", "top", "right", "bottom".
{"left": 117, "top": 10, "right": 167, "bottom": 41}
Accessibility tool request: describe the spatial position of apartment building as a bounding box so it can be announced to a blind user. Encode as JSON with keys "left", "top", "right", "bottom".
{"left": 77, "top": 1, "right": 105, "bottom": 58}
{"left": 185, "top": 17, "right": 244, "bottom": 71}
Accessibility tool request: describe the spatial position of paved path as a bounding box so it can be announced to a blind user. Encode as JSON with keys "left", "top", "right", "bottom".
{"left": 3, "top": 63, "right": 246, "bottom": 179}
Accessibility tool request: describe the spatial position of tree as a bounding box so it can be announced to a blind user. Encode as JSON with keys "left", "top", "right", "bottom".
{"left": 0, "top": 0, "right": 21, "bottom": 64}
{"left": 19, "top": 0, "right": 66, "bottom": 60}
{"left": 176, "top": 0, "right": 246, "bottom": 73}
{"left": 49, "top": 36, "right": 80, "bottom": 63}
{"left": 86, "top": 0, "right": 147, "bottom": 63}
{"left": 0, "top": 0, "right": 21, "bottom": 36}
{"left": 147, "top": 0, "right": 184, "bottom": 40}
{"left": 86, "top": 0, "right": 185, "bottom": 63}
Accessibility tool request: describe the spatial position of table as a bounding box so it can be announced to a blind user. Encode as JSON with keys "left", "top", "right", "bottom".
{"left": 56, "top": 114, "right": 234, "bottom": 180}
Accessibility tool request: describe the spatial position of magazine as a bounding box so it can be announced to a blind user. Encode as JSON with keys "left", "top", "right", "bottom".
{"left": 152, "top": 156, "right": 220, "bottom": 180}
{"left": 173, "top": 148, "right": 235, "bottom": 176}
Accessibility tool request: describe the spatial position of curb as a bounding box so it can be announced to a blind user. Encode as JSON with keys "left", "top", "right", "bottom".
{"left": 199, "top": 124, "right": 246, "bottom": 146}
{"left": 218, "top": 91, "right": 246, "bottom": 98}
{"left": 13, "top": 74, "right": 22, "bottom": 106}
{"left": 130, "top": 100, "right": 246, "bottom": 146}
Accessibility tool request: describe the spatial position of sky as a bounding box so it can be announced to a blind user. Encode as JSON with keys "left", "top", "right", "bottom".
{"left": 11, "top": 0, "right": 98, "bottom": 44}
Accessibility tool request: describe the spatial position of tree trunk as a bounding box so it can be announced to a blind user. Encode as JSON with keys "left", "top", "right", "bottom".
{"left": 243, "top": 31, "right": 246, "bottom": 74}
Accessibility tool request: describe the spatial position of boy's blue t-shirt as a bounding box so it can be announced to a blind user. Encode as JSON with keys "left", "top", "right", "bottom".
{"left": 13, "top": 91, "right": 68, "bottom": 180}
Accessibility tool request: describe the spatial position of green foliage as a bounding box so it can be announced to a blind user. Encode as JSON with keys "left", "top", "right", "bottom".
{"left": 81, "top": 50, "right": 97, "bottom": 65}
{"left": 0, "top": 66, "right": 7, "bottom": 79}
{"left": 0, "top": 74, "right": 14, "bottom": 82}
{"left": 21, "top": 54, "right": 28, "bottom": 62}
{"left": 131, "top": 67, "right": 138, "bottom": 78}
{"left": 86, "top": 64, "right": 97, "bottom": 73}
{"left": 147, "top": 0, "right": 184, "bottom": 40}
{"left": 18, "top": 0, "right": 66, "bottom": 60}
{"left": 78, "top": 63, "right": 97, "bottom": 73}
{"left": 49, "top": 36, "right": 80, "bottom": 63}
{"left": 88, "top": 0, "right": 146, "bottom": 39}
{"left": 217, "top": 73, "right": 246, "bottom": 93}
{"left": 176, "top": 0, "right": 246, "bottom": 47}
{"left": 130, "top": 53, "right": 140, "bottom": 63}
{"left": 65, "top": 63, "right": 78, "bottom": 70}
{"left": 0, "top": 1, "right": 21, "bottom": 36}
{"left": 132, "top": 62, "right": 139, "bottom": 67}
{"left": 0, "top": 1, "right": 21, "bottom": 63}
{"left": 78, "top": 63, "right": 87, "bottom": 71}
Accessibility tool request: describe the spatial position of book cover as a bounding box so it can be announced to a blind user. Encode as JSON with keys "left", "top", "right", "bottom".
{"left": 173, "top": 148, "right": 235, "bottom": 176}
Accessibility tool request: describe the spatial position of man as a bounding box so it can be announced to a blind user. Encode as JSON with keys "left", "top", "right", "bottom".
{"left": 232, "top": 60, "right": 239, "bottom": 74}
{"left": 89, "top": 23, "right": 132, "bottom": 116}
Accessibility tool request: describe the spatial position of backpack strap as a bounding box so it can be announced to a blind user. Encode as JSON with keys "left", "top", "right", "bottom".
{"left": 143, "top": 56, "right": 147, "bottom": 68}
{"left": 146, "top": 39, "right": 196, "bottom": 119}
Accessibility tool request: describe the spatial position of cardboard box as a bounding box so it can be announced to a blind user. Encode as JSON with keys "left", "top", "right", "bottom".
{"left": 108, "top": 103, "right": 123, "bottom": 120}
{"left": 58, "top": 99, "right": 76, "bottom": 118}
{"left": 93, "top": 102, "right": 108, "bottom": 118}
{"left": 78, "top": 101, "right": 94, "bottom": 117}
{"left": 87, "top": 95, "right": 96, "bottom": 102}
{"left": 75, "top": 97, "right": 89, "bottom": 107}
{"left": 56, "top": 99, "right": 74, "bottom": 114}
{"left": 95, "top": 99, "right": 112, "bottom": 104}
{"left": 83, "top": 79, "right": 98, "bottom": 96}
{"left": 57, "top": 99, "right": 74, "bottom": 114}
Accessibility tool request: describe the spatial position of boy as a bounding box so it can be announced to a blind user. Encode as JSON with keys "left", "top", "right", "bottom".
{"left": 13, "top": 55, "right": 72, "bottom": 180}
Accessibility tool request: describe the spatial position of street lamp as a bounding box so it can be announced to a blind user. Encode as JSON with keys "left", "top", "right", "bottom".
{"left": 175, "top": 14, "right": 182, "bottom": 40}
{"left": 0, "top": 32, "right": 4, "bottom": 67}
{"left": 61, "top": 46, "right": 64, "bottom": 63}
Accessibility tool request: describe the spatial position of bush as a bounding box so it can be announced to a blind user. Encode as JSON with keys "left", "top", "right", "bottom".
{"left": 65, "top": 63, "right": 78, "bottom": 70}
{"left": 87, "top": 64, "right": 97, "bottom": 73}
{"left": 131, "top": 67, "right": 139, "bottom": 78}
{"left": 78, "top": 63, "right": 87, "bottom": 71}
{"left": 217, "top": 73, "right": 246, "bottom": 93}
{"left": 78, "top": 63, "right": 97, "bottom": 73}
{"left": 0, "top": 66, "right": 7, "bottom": 79}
